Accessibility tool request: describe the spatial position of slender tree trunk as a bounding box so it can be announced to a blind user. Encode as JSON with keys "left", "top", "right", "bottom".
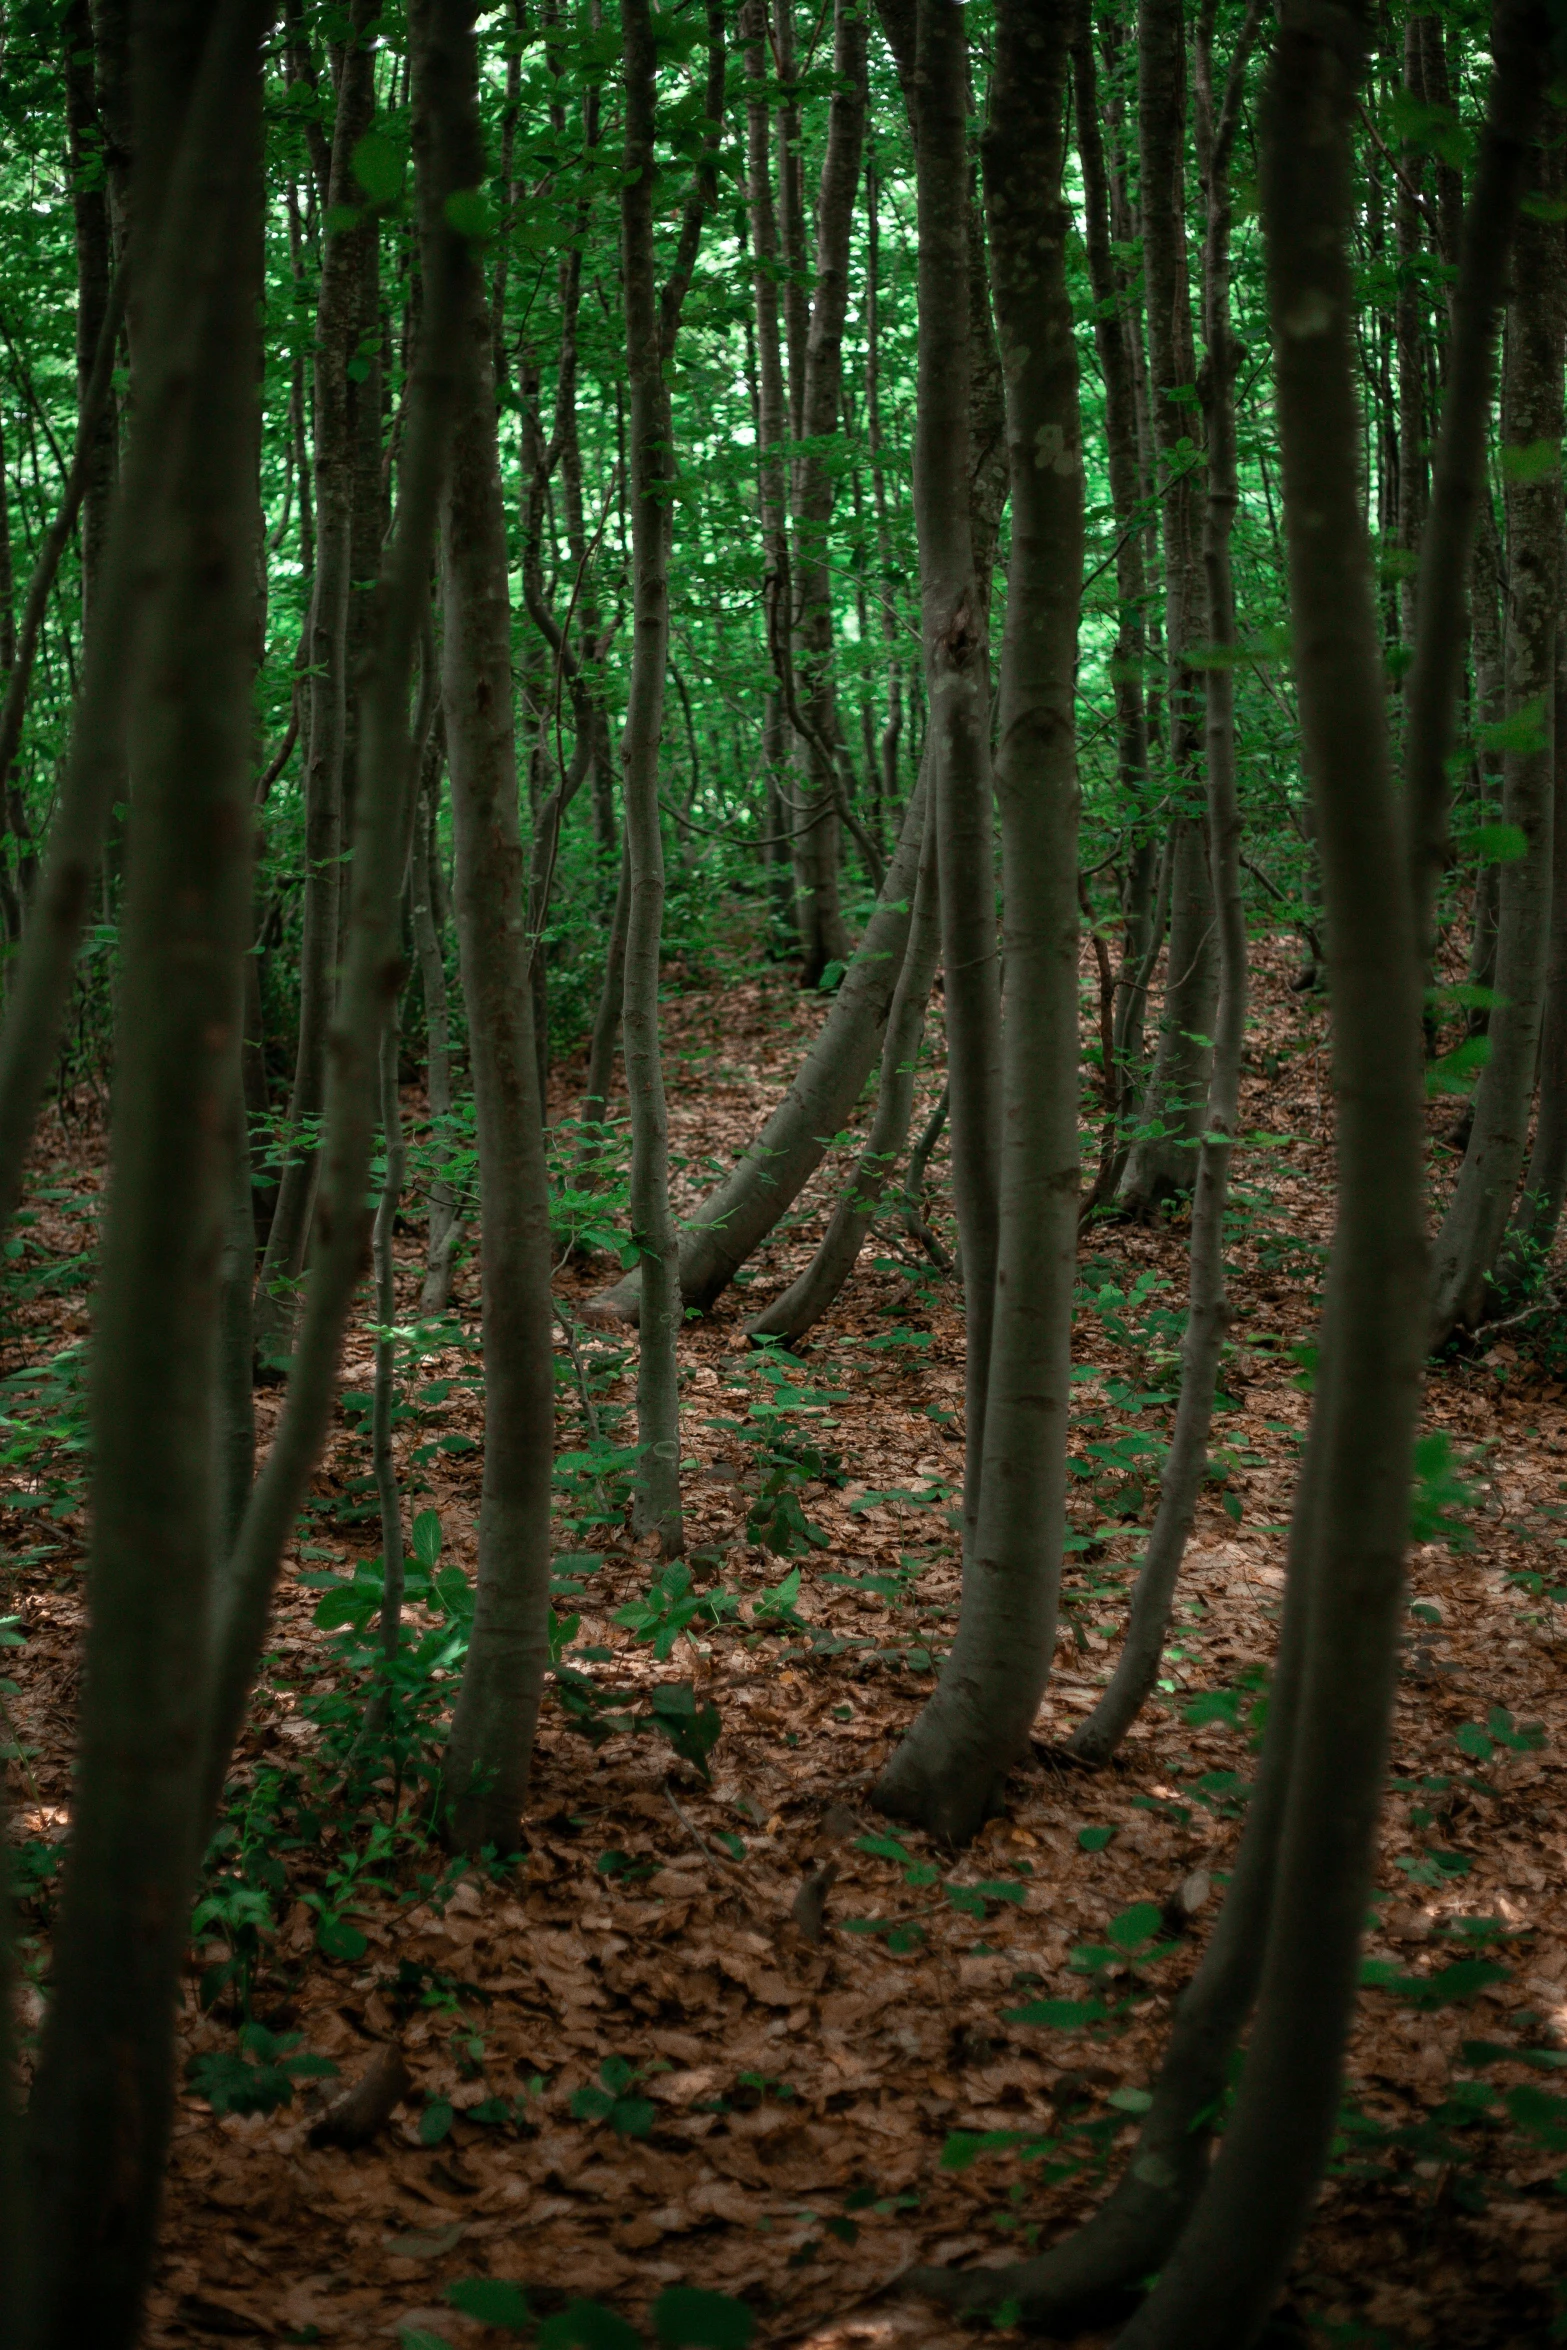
{"left": 578, "top": 833, "right": 631, "bottom": 1154}
{"left": 64, "top": 0, "right": 118, "bottom": 641}
{"left": 1514, "top": 623, "right": 1567, "bottom": 1250}
{"left": 864, "top": 152, "right": 904, "bottom": 833}
{"left": 1118, "top": 0, "right": 1217, "bottom": 1212}
{"left": 584, "top": 769, "right": 929, "bottom": 1322}
{"left": 1073, "top": 3, "right": 1151, "bottom": 987}
{"left": 411, "top": 720, "right": 461, "bottom": 1311}
{"left": 202, "top": 0, "right": 470, "bottom": 1829}
{"left": 1069, "top": 0, "right": 1261, "bottom": 1766}
{"left": 254, "top": 0, "right": 378, "bottom": 1366}
{"left": 1428, "top": 122, "right": 1565, "bottom": 1340}
{"left": 1112, "top": 4, "right": 1429, "bottom": 2327}
{"left": 438, "top": 66, "right": 559, "bottom": 1848}
{"left": 1395, "top": 17, "right": 1429, "bottom": 660}
{"left": 888, "top": 0, "right": 1002, "bottom": 1581}
{"left": 746, "top": 793, "right": 939, "bottom": 1343}
{"left": 18, "top": 12, "right": 265, "bottom": 2336}
{"left": 874, "top": 0, "right": 1080, "bottom": 1845}
{"left": 371, "top": 1008, "right": 406, "bottom": 1678}
{"left": 617, "top": 0, "right": 685, "bottom": 1552}
{"left": 785, "top": 0, "right": 865, "bottom": 986}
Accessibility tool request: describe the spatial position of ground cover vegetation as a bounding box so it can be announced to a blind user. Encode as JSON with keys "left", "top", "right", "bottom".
{"left": 2, "top": 0, "right": 1567, "bottom": 2344}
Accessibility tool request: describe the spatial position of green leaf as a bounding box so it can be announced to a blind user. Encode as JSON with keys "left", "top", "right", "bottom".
{"left": 316, "top": 1916, "right": 368, "bottom": 1962}
{"left": 537, "top": 2302, "right": 642, "bottom": 2350}
{"left": 653, "top": 2288, "right": 755, "bottom": 2349}
{"left": 1506, "top": 2083, "right": 1567, "bottom": 2151}
{"left": 1002, "top": 1997, "right": 1110, "bottom": 2030}
{"left": 1077, "top": 1825, "right": 1117, "bottom": 1852}
{"left": 412, "top": 1509, "right": 443, "bottom": 1568}
{"left": 351, "top": 128, "right": 404, "bottom": 203}
{"left": 447, "top": 2278, "right": 534, "bottom": 2329}
{"left": 1108, "top": 1902, "right": 1164, "bottom": 1952}
{"left": 445, "top": 186, "right": 497, "bottom": 240}
{"left": 400, "top": 2331, "right": 457, "bottom": 2350}
{"left": 419, "top": 2098, "right": 455, "bottom": 2145}
{"left": 1455, "top": 1722, "right": 1493, "bottom": 1762}
{"left": 612, "top": 2097, "right": 656, "bottom": 2137}
{"left": 1360, "top": 1956, "right": 1508, "bottom": 2006}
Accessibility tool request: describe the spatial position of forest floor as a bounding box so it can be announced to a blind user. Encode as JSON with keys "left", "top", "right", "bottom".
{"left": 5, "top": 927, "right": 1567, "bottom": 2349}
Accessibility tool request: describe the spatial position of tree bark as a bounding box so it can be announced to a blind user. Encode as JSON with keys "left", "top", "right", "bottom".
{"left": 893, "top": 0, "right": 1003, "bottom": 1581}
{"left": 874, "top": 0, "right": 1080, "bottom": 1844}
{"left": 1117, "top": 0, "right": 1217, "bottom": 1213}
{"left": 584, "top": 770, "right": 928, "bottom": 1323}
{"left": 1068, "top": 0, "right": 1262, "bottom": 1766}
{"left": 437, "top": 45, "right": 560, "bottom": 1848}
{"left": 19, "top": 11, "right": 266, "bottom": 2335}
{"left": 1428, "top": 118, "right": 1565, "bottom": 1340}
{"left": 254, "top": 0, "right": 379, "bottom": 1367}
{"left": 785, "top": 0, "right": 865, "bottom": 987}
{"left": 746, "top": 791, "right": 939, "bottom": 1344}
{"left": 202, "top": 0, "right": 471, "bottom": 1830}
{"left": 1112, "top": 1, "right": 1428, "bottom": 2329}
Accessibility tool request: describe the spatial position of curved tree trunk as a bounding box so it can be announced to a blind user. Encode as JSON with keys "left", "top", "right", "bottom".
{"left": 746, "top": 792, "right": 939, "bottom": 1344}
{"left": 1067, "top": 0, "right": 1261, "bottom": 1768}
{"left": 874, "top": 0, "right": 1080, "bottom": 1845}
{"left": 583, "top": 768, "right": 928, "bottom": 1323}
{"left": 1112, "top": 2, "right": 1428, "bottom": 2329}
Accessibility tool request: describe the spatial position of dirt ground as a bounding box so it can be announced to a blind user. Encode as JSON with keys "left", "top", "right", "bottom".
{"left": 4, "top": 929, "right": 1567, "bottom": 2348}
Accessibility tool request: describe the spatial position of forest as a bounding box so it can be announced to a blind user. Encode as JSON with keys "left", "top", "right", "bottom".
{"left": 2, "top": 0, "right": 1567, "bottom": 2342}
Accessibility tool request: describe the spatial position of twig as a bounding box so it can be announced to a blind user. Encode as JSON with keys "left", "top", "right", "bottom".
{"left": 663, "top": 1777, "right": 740, "bottom": 1869}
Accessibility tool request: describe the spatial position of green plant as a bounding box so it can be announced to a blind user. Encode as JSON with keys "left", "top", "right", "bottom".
{"left": 185, "top": 2022, "right": 337, "bottom": 2117}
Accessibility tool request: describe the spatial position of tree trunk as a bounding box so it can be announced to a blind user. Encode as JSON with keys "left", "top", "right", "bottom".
{"left": 1069, "top": 0, "right": 1262, "bottom": 1767}
{"left": 1117, "top": 0, "right": 1217, "bottom": 1213}
{"left": 411, "top": 718, "right": 461, "bottom": 1312}
{"left": 890, "top": 0, "right": 1003, "bottom": 1582}
{"left": 584, "top": 770, "right": 928, "bottom": 1323}
{"left": 1111, "top": 4, "right": 1429, "bottom": 2328}
{"left": 64, "top": 0, "right": 118, "bottom": 641}
{"left": 746, "top": 791, "right": 939, "bottom": 1344}
{"left": 1428, "top": 121, "right": 1565, "bottom": 1340}
{"left": 18, "top": 12, "right": 265, "bottom": 2335}
{"left": 785, "top": 0, "right": 865, "bottom": 987}
{"left": 202, "top": 0, "right": 471, "bottom": 1831}
{"left": 438, "top": 80, "right": 559, "bottom": 1848}
{"left": 874, "top": 0, "right": 1080, "bottom": 1845}
{"left": 254, "top": 0, "right": 378, "bottom": 1368}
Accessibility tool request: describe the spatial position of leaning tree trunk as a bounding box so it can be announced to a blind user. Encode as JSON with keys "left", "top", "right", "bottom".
{"left": 1428, "top": 121, "right": 1565, "bottom": 1342}
{"left": 910, "top": 3, "right": 1551, "bottom": 2323}
{"left": 1068, "top": 0, "right": 1262, "bottom": 1768}
{"left": 584, "top": 758, "right": 929, "bottom": 1325}
{"left": 438, "top": 88, "right": 559, "bottom": 1848}
{"left": 873, "top": 0, "right": 1080, "bottom": 1846}
{"left": 254, "top": 0, "right": 379, "bottom": 1367}
{"left": 18, "top": 12, "right": 265, "bottom": 2336}
{"left": 1117, "top": 0, "right": 1218, "bottom": 1213}
{"left": 1111, "top": 4, "right": 1429, "bottom": 2329}
{"left": 746, "top": 788, "right": 940, "bottom": 1344}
